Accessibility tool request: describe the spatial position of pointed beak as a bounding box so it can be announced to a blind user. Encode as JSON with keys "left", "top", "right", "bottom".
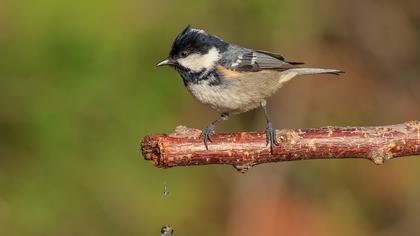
{"left": 156, "top": 58, "right": 174, "bottom": 67}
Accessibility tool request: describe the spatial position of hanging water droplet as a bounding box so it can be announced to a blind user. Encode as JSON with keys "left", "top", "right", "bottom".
{"left": 161, "top": 224, "right": 174, "bottom": 236}
{"left": 163, "top": 181, "right": 169, "bottom": 198}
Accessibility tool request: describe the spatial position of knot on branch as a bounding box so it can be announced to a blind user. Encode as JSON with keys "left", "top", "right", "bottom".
{"left": 233, "top": 164, "right": 254, "bottom": 174}
{"left": 368, "top": 143, "right": 396, "bottom": 165}
{"left": 168, "top": 125, "right": 202, "bottom": 138}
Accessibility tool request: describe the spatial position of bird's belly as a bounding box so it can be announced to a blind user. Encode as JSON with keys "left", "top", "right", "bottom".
{"left": 187, "top": 81, "right": 273, "bottom": 113}
{"left": 185, "top": 70, "right": 298, "bottom": 113}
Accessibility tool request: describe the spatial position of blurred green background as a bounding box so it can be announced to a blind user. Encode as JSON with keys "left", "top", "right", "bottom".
{"left": 0, "top": 0, "right": 419, "bottom": 235}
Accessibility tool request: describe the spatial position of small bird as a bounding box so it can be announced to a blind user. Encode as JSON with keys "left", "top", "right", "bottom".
{"left": 157, "top": 26, "right": 343, "bottom": 153}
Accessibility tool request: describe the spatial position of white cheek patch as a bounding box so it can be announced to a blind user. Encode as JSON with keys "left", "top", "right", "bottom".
{"left": 177, "top": 47, "right": 220, "bottom": 72}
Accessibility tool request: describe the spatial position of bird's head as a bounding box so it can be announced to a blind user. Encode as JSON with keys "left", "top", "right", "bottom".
{"left": 157, "top": 25, "right": 228, "bottom": 73}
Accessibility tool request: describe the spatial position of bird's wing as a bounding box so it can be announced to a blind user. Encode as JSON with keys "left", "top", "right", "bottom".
{"left": 223, "top": 49, "right": 303, "bottom": 72}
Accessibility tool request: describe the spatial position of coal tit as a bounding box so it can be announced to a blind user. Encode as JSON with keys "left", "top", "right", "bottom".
{"left": 157, "top": 25, "right": 343, "bottom": 153}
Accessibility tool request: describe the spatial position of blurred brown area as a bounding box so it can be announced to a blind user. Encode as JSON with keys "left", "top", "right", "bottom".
{"left": 0, "top": 0, "right": 419, "bottom": 235}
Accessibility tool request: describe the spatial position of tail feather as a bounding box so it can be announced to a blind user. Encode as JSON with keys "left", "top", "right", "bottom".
{"left": 288, "top": 68, "right": 344, "bottom": 76}
{"left": 278, "top": 67, "right": 344, "bottom": 85}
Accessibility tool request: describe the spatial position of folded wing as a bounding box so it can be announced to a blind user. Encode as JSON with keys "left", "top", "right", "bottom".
{"left": 225, "top": 49, "right": 303, "bottom": 72}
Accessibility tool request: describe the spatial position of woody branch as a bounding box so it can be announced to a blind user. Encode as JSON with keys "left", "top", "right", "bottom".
{"left": 141, "top": 121, "right": 419, "bottom": 173}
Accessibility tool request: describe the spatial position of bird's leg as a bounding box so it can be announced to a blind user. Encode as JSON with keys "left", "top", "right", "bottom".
{"left": 261, "top": 101, "right": 278, "bottom": 154}
{"left": 200, "top": 112, "right": 229, "bottom": 150}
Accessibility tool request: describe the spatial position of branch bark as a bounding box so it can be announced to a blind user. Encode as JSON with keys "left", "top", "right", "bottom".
{"left": 141, "top": 121, "right": 420, "bottom": 173}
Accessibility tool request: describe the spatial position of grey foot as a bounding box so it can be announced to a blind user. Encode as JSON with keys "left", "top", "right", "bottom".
{"left": 200, "top": 124, "right": 215, "bottom": 150}
{"left": 265, "top": 122, "right": 278, "bottom": 154}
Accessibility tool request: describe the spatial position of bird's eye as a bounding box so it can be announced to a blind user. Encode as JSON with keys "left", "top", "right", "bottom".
{"left": 180, "top": 51, "right": 189, "bottom": 57}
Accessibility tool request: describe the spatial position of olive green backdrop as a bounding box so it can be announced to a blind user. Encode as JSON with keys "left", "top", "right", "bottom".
{"left": 1, "top": 0, "right": 419, "bottom": 235}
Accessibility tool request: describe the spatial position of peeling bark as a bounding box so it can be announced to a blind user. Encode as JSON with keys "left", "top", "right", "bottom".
{"left": 141, "top": 121, "right": 420, "bottom": 173}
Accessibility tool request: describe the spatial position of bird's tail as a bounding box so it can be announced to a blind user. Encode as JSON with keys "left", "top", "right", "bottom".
{"left": 278, "top": 67, "right": 344, "bottom": 85}
{"left": 288, "top": 67, "right": 344, "bottom": 76}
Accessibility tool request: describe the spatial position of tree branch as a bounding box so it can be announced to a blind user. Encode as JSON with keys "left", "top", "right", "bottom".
{"left": 141, "top": 121, "right": 420, "bottom": 173}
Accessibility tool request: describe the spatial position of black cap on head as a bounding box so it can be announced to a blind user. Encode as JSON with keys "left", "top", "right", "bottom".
{"left": 169, "top": 25, "right": 228, "bottom": 58}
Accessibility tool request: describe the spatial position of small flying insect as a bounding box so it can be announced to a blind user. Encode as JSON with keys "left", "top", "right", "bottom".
{"left": 161, "top": 224, "right": 174, "bottom": 236}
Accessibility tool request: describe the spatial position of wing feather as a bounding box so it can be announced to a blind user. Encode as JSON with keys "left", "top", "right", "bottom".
{"left": 225, "top": 49, "right": 303, "bottom": 72}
